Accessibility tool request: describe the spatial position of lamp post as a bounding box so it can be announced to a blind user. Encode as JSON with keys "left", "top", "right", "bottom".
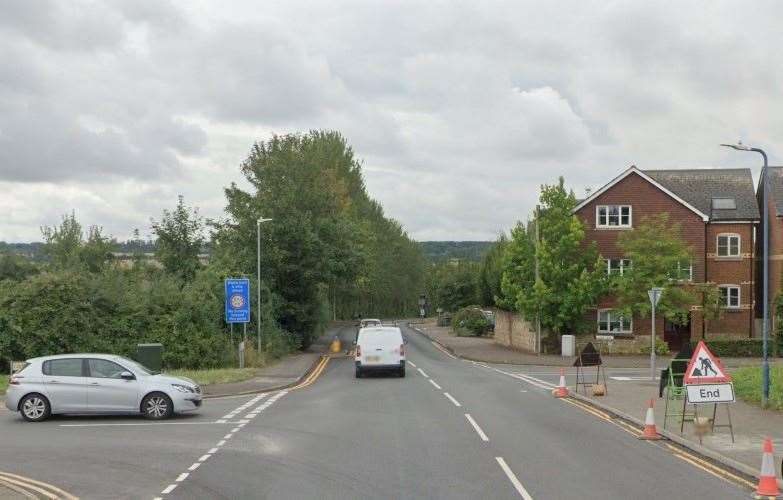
{"left": 721, "top": 142, "right": 769, "bottom": 407}
{"left": 257, "top": 217, "right": 272, "bottom": 351}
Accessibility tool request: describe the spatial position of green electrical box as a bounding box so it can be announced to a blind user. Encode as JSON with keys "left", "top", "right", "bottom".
{"left": 136, "top": 343, "right": 163, "bottom": 373}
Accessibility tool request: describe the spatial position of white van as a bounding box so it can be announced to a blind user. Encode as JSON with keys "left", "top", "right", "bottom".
{"left": 355, "top": 327, "right": 406, "bottom": 378}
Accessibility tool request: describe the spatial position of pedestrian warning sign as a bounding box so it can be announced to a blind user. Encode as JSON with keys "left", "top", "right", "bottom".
{"left": 683, "top": 340, "right": 731, "bottom": 385}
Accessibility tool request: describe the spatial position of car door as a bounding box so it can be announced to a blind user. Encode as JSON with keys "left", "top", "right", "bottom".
{"left": 86, "top": 359, "right": 140, "bottom": 412}
{"left": 42, "top": 358, "right": 88, "bottom": 413}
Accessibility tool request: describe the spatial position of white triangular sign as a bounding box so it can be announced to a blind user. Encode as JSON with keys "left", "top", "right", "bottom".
{"left": 684, "top": 340, "right": 731, "bottom": 384}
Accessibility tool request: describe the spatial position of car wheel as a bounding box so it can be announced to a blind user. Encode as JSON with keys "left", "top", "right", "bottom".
{"left": 20, "top": 393, "right": 50, "bottom": 422}
{"left": 355, "top": 367, "right": 362, "bottom": 378}
{"left": 142, "top": 393, "right": 174, "bottom": 420}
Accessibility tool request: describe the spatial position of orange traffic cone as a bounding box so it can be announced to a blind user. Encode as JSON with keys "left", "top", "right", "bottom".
{"left": 638, "top": 399, "right": 661, "bottom": 440}
{"left": 553, "top": 368, "right": 568, "bottom": 398}
{"left": 755, "top": 438, "right": 780, "bottom": 499}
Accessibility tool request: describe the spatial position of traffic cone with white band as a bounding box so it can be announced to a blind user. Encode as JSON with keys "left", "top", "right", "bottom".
{"left": 553, "top": 368, "right": 568, "bottom": 398}
{"left": 638, "top": 398, "right": 661, "bottom": 440}
{"left": 754, "top": 438, "right": 780, "bottom": 499}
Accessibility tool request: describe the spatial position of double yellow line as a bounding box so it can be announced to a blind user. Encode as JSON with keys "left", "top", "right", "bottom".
{"left": 0, "top": 471, "right": 77, "bottom": 499}
{"left": 289, "top": 356, "right": 330, "bottom": 391}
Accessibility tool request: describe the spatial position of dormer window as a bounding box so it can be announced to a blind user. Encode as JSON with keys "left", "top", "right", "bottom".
{"left": 597, "top": 205, "right": 631, "bottom": 228}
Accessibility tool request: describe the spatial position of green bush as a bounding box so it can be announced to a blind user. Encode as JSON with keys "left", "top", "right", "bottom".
{"left": 691, "top": 339, "right": 763, "bottom": 357}
{"left": 452, "top": 306, "right": 490, "bottom": 336}
{"left": 640, "top": 337, "right": 671, "bottom": 356}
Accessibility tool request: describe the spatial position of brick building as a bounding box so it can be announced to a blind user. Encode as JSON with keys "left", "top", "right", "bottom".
{"left": 573, "top": 166, "right": 759, "bottom": 350}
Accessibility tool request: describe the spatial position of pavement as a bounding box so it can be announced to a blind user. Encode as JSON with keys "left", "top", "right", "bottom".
{"left": 0, "top": 322, "right": 759, "bottom": 498}
{"left": 412, "top": 317, "right": 783, "bottom": 368}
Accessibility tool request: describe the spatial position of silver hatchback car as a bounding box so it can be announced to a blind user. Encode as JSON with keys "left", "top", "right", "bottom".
{"left": 5, "top": 354, "right": 202, "bottom": 422}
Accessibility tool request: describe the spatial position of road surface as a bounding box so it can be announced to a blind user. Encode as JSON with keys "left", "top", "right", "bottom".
{"left": 0, "top": 323, "right": 754, "bottom": 499}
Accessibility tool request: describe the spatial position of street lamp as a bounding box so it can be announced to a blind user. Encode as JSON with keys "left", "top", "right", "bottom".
{"left": 721, "top": 142, "right": 770, "bottom": 407}
{"left": 257, "top": 217, "right": 272, "bottom": 351}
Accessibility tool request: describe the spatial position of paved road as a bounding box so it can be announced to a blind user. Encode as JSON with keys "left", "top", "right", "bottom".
{"left": 0, "top": 324, "right": 753, "bottom": 499}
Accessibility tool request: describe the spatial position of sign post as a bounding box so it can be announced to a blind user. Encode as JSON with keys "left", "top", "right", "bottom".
{"left": 684, "top": 340, "right": 735, "bottom": 443}
{"left": 648, "top": 287, "right": 663, "bottom": 380}
{"left": 225, "top": 278, "right": 251, "bottom": 368}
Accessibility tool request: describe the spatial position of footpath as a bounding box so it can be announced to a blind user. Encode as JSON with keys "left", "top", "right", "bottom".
{"left": 202, "top": 323, "right": 351, "bottom": 398}
{"left": 409, "top": 317, "right": 783, "bottom": 485}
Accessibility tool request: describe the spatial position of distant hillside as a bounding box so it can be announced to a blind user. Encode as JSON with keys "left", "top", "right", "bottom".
{"left": 418, "top": 241, "right": 494, "bottom": 262}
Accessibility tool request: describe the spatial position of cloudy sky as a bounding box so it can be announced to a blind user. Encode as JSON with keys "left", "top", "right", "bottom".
{"left": 1, "top": 1, "right": 782, "bottom": 242}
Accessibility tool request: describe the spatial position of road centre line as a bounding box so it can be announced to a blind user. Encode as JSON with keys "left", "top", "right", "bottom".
{"left": 188, "top": 463, "right": 201, "bottom": 471}
{"left": 443, "top": 392, "right": 462, "bottom": 407}
{"left": 175, "top": 473, "right": 188, "bottom": 482}
{"left": 495, "top": 457, "right": 534, "bottom": 500}
{"left": 198, "top": 454, "right": 211, "bottom": 462}
{"left": 464, "top": 413, "right": 489, "bottom": 441}
{"left": 217, "top": 440, "right": 226, "bottom": 446}
{"left": 408, "top": 361, "right": 417, "bottom": 368}
{"left": 429, "top": 379, "right": 442, "bottom": 390}
{"left": 223, "top": 434, "right": 232, "bottom": 439}
{"left": 417, "top": 368, "right": 429, "bottom": 378}
{"left": 161, "top": 484, "right": 177, "bottom": 494}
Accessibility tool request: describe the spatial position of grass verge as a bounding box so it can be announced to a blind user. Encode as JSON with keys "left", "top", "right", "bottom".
{"left": 0, "top": 375, "right": 7, "bottom": 395}
{"left": 732, "top": 365, "right": 783, "bottom": 410}
{"left": 164, "top": 368, "right": 259, "bottom": 386}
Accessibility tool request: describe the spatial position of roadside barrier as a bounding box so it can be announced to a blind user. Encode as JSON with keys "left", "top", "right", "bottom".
{"left": 553, "top": 368, "right": 568, "bottom": 398}
{"left": 754, "top": 438, "right": 780, "bottom": 499}
{"left": 638, "top": 399, "right": 661, "bottom": 440}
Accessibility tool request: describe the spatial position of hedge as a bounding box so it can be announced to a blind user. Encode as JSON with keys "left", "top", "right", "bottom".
{"left": 690, "top": 339, "right": 762, "bottom": 357}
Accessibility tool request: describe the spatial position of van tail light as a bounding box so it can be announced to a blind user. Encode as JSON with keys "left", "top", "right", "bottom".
{"left": 399, "top": 344, "right": 405, "bottom": 356}
{"left": 9, "top": 376, "right": 21, "bottom": 385}
{"left": 355, "top": 345, "right": 361, "bottom": 357}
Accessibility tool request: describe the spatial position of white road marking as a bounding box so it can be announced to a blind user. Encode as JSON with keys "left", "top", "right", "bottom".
{"left": 217, "top": 440, "right": 226, "bottom": 446}
{"left": 408, "top": 361, "right": 417, "bottom": 368}
{"left": 417, "top": 368, "right": 429, "bottom": 378}
{"left": 208, "top": 447, "right": 219, "bottom": 454}
{"left": 161, "top": 484, "right": 177, "bottom": 494}
{"left": 244, "top": 414, "right": 256, "bottom": 419}
{"left": 444, "top": 393, "right": 462, "bottom": 407}
{"left": 496, "top": 457, "right": 534, "bottom": 500}
{"left": 520, "top": 390, "right": 528, "bottom": 393}
{"left": 429, "top": 379, "right": 443, "bottom": 390}
{"left": 465, "top": 413, "right": 489, "bottom": 441}
{"left": 431, "top": 341, "right": 458, "bottom": 359}
{"left": 216, "top": 419, "right": 227, "bottom": 423}
{"left": 188, "top": 463, "right": 201, "bottom": 471}
{"left": 223, "top": 434, "right": 232, "bottom": 439}
{"left": 238, "top": 419, "right": 250, "bottom": 424}
{"left": 176, "top": 473, "right": 188, "bottom": 482}
{"left": 198, "top": 454, "right": 211, "bottom": 462}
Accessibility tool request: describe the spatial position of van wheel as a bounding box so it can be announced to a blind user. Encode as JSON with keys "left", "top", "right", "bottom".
{"left": 355, "top": 367, "right": 362, "bottom": 378}
{"left": 20, "top": 394, "right": 50, "bottom": 422}
{"left": 399, "top": 366, "right": 406, "bottom": 378}
{"left": 142, "top": 393, "right": 173, "bottom": 420}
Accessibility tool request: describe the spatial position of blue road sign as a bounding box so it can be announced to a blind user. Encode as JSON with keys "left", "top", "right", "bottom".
{"left": 225, "top": 278, "right": 250, "bottom": 323}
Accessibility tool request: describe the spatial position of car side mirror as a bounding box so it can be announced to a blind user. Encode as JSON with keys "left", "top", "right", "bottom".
{"left": 120, "top": 371, "right": 135, "bottom": 380}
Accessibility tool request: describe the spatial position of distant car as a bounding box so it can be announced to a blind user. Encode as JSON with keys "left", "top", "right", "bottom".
{"left": 355, "top": 326, "right": 406, "bottom": 378}
{"left": 359, "top": 318, "right": 382, "bottom": 329}
{"left": 5, "top": 354, "right": 202, "bottom": 422}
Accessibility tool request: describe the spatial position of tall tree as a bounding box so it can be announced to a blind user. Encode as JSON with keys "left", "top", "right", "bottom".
{"left": 503, "top": 178, "right": 606, "bottom": 335}
{"left": 151, "top": 196, "right": 205, "bottom": 281}
{"left": 478, "top": 234, "right": 508, "bottom": 307}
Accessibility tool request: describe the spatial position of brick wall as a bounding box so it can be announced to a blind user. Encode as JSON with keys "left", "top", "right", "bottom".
{"left": 494, "top": 310, "right": 537, "bottom": 353}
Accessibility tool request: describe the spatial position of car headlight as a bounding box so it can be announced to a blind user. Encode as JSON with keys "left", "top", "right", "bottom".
{"left": 171, "top": 383, "right": 195, "bottom": 393}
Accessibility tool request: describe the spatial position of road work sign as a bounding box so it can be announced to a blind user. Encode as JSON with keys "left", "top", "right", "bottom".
{"left": 683, "top": 340, "right": 731, "bottom": 384}
{"left": 685, "top": 383, "right": 735, "bottom": 404}
{"left": 225, "top": 278, "right": 250, "bottom": 323}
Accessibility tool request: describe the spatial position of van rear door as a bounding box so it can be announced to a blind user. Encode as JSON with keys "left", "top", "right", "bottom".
{"left": 359, "top": 329, "right": 402, "bottom": 366}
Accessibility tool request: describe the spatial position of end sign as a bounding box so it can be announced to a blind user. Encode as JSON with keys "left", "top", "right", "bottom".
{"left": 225, "top": 278, "right": 250, "bottom": 323}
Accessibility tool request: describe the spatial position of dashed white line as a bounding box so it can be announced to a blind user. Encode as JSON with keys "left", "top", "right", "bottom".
{"left": 161, "top": 484, "right": 177, "bottom": 494}
{"left": 217, "top": 440, "right": 226, "bottom": 447}
{"left": 408, "top": 361, "right": 417, "bottom": 368}
{"left": 496, "top": 457, "right": 534, "bottom": 499}
{"left": 230, "top": 427, "right": 240, "bottom": 433}
{"left": 417, "top": 368, "right": 429, "bottom": 378}
{"left": 465, "top": 413, "right": 489, "bottom": 442}
{"left": 198, "top": 454, "right": 211, "bottom": 462}
{"left": 429, "top": 379, "right": 443, "bottom": 390}
{"left": 188, "top": 463, "right": 201, "bottom": 471}
{"left": 176, "top": 473, "right": 189, "bottom": 482}
{"left": 443, "top": 392, "right": 462, "bottom": 407}
{"left": 208, "top": 447, "right": 218, "bottom": 454}
{"left": 223, "top": 434, "right": 233, "bottom": 439}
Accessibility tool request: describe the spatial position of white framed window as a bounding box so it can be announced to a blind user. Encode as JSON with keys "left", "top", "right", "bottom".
{"left": 718, "top": 285, "right": 740, "bottom": 309}
{"left": 716, "top": 234, "right": 740, "bottom": 257}
{"left": 605, "top": 258, "right": 632, "bottom": 275}
{"left": 671, "top": 260, "right": 693, "bottom": 281}
{"left": 596, "top": 205, "right": 632, "bottom": 228}
{"left": 598, "top": 309, "right": 633, "bottom": 333}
